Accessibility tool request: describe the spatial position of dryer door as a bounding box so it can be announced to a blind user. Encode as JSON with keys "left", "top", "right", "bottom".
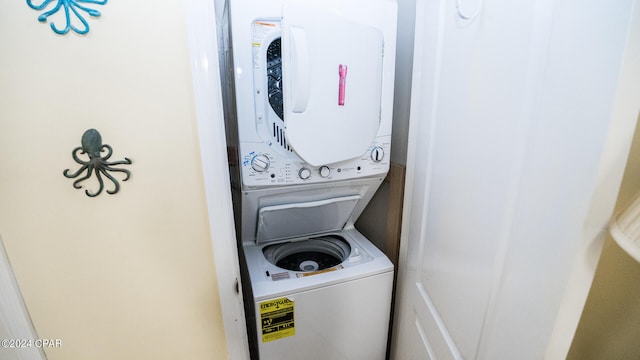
{"left": 282, "top": 4, "right": 384, "bottom": 166}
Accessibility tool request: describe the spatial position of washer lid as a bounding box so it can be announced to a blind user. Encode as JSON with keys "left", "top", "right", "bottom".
{"left": 281, "top": 4, "right": 384, "bottom": 166}
{"left": 256, "top": 195, "right": 361, "bottom": 244}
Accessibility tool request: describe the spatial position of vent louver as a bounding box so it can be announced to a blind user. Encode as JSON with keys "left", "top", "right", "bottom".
{"left": 272, "top": 123, "right": 292, "bottom": 151}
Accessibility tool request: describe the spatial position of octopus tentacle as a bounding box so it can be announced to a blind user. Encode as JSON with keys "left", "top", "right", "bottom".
{"left": 71, "top": 147, "right": 89, "bottom": 165}
{"left": 104, "top": 157, "right": 132, "bottom": 166}
{"left": 85, "top": 168, "right": 104, "bottom": 197}
{"left": 70, "top": 1, "right": 103, "bottom": 17}
{"left": 104, "top": 157, "right": 131, "bottom": 166}
{"left": 37, "top": 0, "right": 63, "bottom": 20}
{"left": 48, "top": 2, "right": 71, "bottom": 35}
{"left": 63, "top": 164, "right": 89, "bottom": 178}
{"left": 78, "top": 0, "right": 108, "bottom": 5}
{"left": 99, "top": 144, "right": 113, "bottom": 160}
{"left": 103, "top": 166, "right": 131, "bottom": 181}
{"left": 67, "top": 4, "right": 91, "bottom": 35}
{"left": 100, "top": 168, "right": 121, "bottom": 195}
{"left": 27, "top": 0, "right": 55, "bottom": 11}
{"left": 71, "top": 165, "right": 94, "bottom": 189}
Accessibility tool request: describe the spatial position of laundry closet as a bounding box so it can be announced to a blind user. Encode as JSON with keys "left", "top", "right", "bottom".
{"left": 218, "top": 0, "right": 399, "bottom": 359}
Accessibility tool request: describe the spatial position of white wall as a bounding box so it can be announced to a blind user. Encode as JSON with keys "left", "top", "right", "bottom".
{"left": 0, "top": 2, "right": 231, "bottom": 359}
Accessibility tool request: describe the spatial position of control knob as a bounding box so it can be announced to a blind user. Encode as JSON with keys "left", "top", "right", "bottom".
{"left": 298, "top": 167, "right": 311, "bottom": 180}
{"left": 319, "top": 166, "right": 331, "bottom": 178}
{"left": 371, "top": 146, "right": 385, "bottom": 163}
{"left": 251, "top": 154, "right": 270, "bottom": 172}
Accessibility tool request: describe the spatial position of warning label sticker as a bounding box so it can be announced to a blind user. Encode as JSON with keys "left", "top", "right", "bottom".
{"left": 251, "top": 20, "right": 280, "bottom": 69}
{"left": 260, "top": 297, "right": 295, "bottom": 343}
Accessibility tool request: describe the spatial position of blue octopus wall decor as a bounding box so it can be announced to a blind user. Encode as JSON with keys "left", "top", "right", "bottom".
{"left": 63, "top": 129, "right": 132, "bottom": 197}
{"left": 27, "top": 0, "right": 108, "bottom": 35}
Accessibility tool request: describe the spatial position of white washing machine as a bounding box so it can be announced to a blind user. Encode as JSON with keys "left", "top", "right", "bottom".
{"left": 222, "top": 0, "right": 398, "bottom": 358}
{"left": 241, "top": 186, "right": 394, "bottom": 359}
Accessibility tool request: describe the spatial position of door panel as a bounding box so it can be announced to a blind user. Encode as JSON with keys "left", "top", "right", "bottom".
{"left": 409, "top": 318, "right": 434, "bottom": 360}
{"left": 392, "top": 0, "right": 638, "bottom": 359}
{"left": 414, "top": 283, "right": 462, "bottom": 360}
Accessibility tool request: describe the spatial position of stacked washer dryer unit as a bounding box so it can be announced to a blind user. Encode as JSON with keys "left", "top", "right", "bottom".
{"left": 228, "top": 0, "right": 397, "bottom": 359}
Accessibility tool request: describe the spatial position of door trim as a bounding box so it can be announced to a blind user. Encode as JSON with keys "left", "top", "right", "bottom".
{"left": 0, "top": 234, "right": 46, "bottom": 360}
{"left": 184, "top": 0, "right": 250, "bottom": 358}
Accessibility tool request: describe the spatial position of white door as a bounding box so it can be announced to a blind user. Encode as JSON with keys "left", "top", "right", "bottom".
{"left": 391, "top": 0, "right": 640, "bottom": 359}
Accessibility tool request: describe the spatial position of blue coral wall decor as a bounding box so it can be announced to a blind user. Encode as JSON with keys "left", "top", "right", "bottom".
{"left": 27, "top": 0, "right": 108, "bottom": 35}
{"left": 63, "top": 129, "right": 132, "bottom": 197}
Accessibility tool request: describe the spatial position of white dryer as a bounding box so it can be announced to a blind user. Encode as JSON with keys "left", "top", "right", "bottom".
{"left": 222, "top": 0, "right": 398, "bottom": 359}
{"left": 228, "top": 0, "right": 397, "bottom": 189}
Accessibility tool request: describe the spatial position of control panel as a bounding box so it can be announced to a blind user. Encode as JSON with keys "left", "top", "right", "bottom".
{"left": 240, "top": 138, "right": 390, "bottom": 188}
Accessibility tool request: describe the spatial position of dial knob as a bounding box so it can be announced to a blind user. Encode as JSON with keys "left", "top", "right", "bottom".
{"left": 319, "top": 166, "right": 331, "bottom": 178}
{"left": 371, "top": 146, "right": 385, "bottom": 162}
{"left": 298, "top": 167, "right": 311, "bottom": 180}
{"left": 251, "top": 154, "right": 270, "bottom": 172}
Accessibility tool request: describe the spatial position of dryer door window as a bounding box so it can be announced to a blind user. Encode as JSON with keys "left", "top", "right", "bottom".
{"left": 282, "top": 4, "right": 384, "bottom": 166}
{"left": 266, "top": 38, "right": 284, "bottom": 121}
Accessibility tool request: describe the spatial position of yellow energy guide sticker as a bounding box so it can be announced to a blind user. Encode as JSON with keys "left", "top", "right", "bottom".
{"left": 260, "top": 297, "right": 295, "bottom": 342}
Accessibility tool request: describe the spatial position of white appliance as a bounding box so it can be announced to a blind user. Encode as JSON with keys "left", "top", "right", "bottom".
{"left": 223, "top": 0, "right": 397, "bottom": 358}
{"left": 228, "top": 0, "right": 397, "bottom": 189}
{"left": 236, "top": 171, "right": 395, "bottom": 359}
{"left": 242, "top": 198, "right": 394, "bottom": 359}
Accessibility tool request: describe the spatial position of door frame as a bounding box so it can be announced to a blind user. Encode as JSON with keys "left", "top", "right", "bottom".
{"left": 0, "top": 234, "right": 46, "bottom": 360}
{"left": 185, "top": 0, "right": 250, "bottom": 358}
